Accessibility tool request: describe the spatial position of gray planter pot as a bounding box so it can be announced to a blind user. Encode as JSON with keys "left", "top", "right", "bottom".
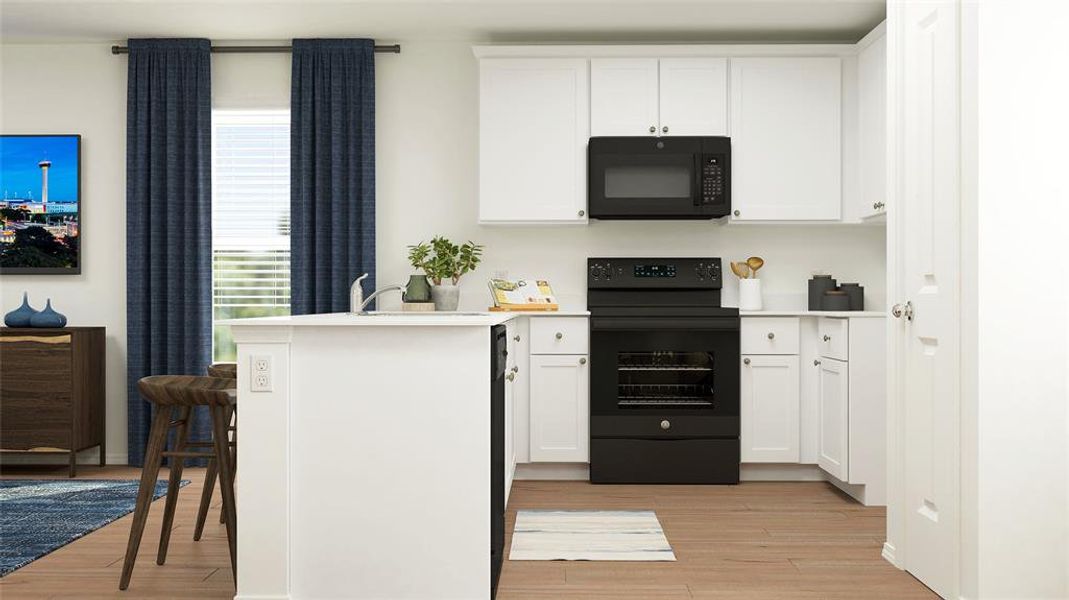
{"left": 431, "top": 284, "right": 460, "bottom": 311}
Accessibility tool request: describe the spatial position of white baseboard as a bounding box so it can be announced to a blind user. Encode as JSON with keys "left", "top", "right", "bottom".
{"left": 741, "top": 463, "right": 826, "bottom": 481}
{"left": 515, "top": 463, "right": 589, "bottom": 480}
{"left": 882, "top": 541, "right": 899, "bottom": 567}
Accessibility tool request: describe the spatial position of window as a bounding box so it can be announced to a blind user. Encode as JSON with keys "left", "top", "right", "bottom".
{"left": 211, "top": 111, "right": 290, "bottom": 361}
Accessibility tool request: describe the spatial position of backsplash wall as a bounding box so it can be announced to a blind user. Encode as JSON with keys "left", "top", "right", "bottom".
{"left": 374, "top": 41, "right": 886, "bottom": 311}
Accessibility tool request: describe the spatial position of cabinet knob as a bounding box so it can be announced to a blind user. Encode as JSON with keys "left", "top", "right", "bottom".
{"left": 873, "top": 202, "right": 879, "bottom": 210}
{"left": 511, "top": 366, "right": 519, "bottom": 373}
{"left": 767, "top": 332, "right": 775, "bottom": 340}
{"left": 513, "top": 335, "right": 520, "bottom": 342}
{"left": 660, "top": 419, "right": 671, "bottom": 430}
{"left": 743, "top": 357, "right": 751, "bottom": 365}
{"left": 649, "top": 125, "right": 656, "bottom": 133}
{"left": 733, "top": 209, "right": 740, "bottom": 217}
{"left": 506, "top": 372, "right": 515, "bottom": 382}
{"left": 578, "top": 209, "right": 585, "bottom": 217}
{"left": 555, "top": 332, "right": 563, "bottom": 340}
{"left": 579, "top": 357, "right": 587, "bottom": 365}
{"left": 823, "top": 334, "right": 831, "bottom": 342}
{"left": 814, "top": 359, "right": 822, "bottom": 366}
{"left": 662, "top": 125, "right": 669, "bottom": 134}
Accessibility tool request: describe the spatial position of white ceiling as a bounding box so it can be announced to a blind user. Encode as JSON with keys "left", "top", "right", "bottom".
{"left": 0, "top": 0, "right": 885, "bottom": 45}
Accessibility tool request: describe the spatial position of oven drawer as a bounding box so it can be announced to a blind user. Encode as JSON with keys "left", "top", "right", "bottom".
{"left": 530, "top": 317, "right": 589, "bottom": 355}
{"left": 591, "top": 415, "right": 739, "bottom": 438}
{"left": 741, "top": 317, "right": 800, "bottom": 355}
{"left": 818, "top": 317, "right": 849, "bottom": 361}
{"left": 590, "top": 438, "right": 740, "bottom": 483}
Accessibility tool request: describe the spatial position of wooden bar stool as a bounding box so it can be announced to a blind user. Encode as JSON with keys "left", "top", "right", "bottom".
{"left": 119, "top": 375, "right": 237, "bottom": 591}
{"left": 194, "top": 362, "right": 237, "bottom": 540}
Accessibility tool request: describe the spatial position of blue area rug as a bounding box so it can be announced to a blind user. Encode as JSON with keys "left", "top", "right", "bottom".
{"left": 0, "top": 479, "right": 189, "bottom": 577}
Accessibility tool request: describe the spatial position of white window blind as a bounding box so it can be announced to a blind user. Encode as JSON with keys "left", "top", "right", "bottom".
{"left": 211, "top": 110, "right": 291, "bottom": 361}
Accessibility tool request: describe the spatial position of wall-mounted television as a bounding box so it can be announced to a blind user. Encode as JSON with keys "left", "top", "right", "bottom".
{"left": 0, "top": 135, "right": 81, "bottom": 274}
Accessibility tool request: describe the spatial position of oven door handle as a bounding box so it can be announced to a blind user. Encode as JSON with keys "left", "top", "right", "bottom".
{"left": 590, "top": 317, "right": 738, "bottom": 331}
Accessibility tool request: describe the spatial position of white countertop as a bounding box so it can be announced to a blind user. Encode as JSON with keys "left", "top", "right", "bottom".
{"left": 220, "top": 309, "right": 590, "bottom": 328}
{"left": 740, "top": 310, "right": 886, "bottom": 318}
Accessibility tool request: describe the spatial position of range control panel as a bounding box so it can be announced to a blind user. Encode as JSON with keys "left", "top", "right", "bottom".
{"left": 588, "top": 257, "right": 722, "bottom": 289}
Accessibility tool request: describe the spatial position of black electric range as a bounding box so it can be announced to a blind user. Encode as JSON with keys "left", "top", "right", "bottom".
{"left": 587, "top": 257, "right": 740, "bottom": 484}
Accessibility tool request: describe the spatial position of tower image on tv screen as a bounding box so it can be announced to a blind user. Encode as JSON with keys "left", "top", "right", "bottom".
{"left": 0, "top": 135, "right": 81, "bottom": 274}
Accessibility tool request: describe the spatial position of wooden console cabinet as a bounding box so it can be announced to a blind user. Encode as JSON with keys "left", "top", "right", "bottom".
{"left": 0, "top": 327, "right": 106, "bottom": 476}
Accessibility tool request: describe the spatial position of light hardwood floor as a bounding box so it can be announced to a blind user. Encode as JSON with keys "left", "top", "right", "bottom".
{"left": 1, "top": 466, "right": 936, "bottom": 599}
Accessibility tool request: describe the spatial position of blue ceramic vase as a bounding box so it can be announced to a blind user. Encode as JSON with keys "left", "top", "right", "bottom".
{"left": 4, "top": 292, "right": 39, "bottom": 327}
{"left": 29, "top": 299, "right": 67, "bottom": 328}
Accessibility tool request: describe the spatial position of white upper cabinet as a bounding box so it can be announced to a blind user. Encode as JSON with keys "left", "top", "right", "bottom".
{"left": 658, "top": 58, "right": 728, "bottom": 136}
{"left": 590, "top": 59, "right": 659, "bottom": 136}
{"left": 729, "top": 57, "right": 843, "bottom": 221}
{"left": 590, "top": 57, "right": 727, "bottom": 137}
{"left": 855, "top": 27, "right": 887, "bottom": 220}
{"left": 478, "top": 58, "right": 589, "bottom": 224}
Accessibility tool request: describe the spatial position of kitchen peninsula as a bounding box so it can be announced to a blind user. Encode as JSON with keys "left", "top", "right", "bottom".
{"left": 224, "top": 310, "right": 588, "bottom": 600}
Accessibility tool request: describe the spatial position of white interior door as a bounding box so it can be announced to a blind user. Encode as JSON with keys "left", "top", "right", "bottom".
{"left": 891, "top": 0, "right": 962, "bottom": 597}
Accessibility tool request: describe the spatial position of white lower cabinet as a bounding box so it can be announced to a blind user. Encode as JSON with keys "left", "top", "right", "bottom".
{"left": 816, "top": 357, "right": 849, "bottom": 481}
{"left": 529, "top": 354, "right": 590, "bottom": 462}
{"left": 740, "top": 355, "right": 800, "bottom": 462}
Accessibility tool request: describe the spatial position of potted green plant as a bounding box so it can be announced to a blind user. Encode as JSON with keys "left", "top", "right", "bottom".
{"left": 407, "top": 236, "right": 484, "bottom": 311}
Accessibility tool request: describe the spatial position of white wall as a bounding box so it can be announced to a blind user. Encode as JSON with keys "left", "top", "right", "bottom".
{"left": 1, "top": 40, "right": 886, "bottom": 463}
{"left": 0, "top": 43, "right": 128, "bottom": 464}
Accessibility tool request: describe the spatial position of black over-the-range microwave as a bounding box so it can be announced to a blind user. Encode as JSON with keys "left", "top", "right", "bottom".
{"left": 588, "top": 136, "right": 731, "bottom": 220}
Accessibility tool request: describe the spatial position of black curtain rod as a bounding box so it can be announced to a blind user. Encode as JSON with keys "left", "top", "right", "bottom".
{"left": 111, "top": 44, "right": 400, "bottom": 55}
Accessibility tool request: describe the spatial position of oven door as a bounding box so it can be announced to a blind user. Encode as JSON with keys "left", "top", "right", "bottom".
{"left": 589, "top": 316, "right": 739, "bottom": 439}
{"left": 588, "top": 137, "right": 710, "bottom": 219}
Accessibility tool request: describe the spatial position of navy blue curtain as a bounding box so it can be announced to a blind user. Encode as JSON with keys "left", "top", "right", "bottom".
{"left": 126, "top": 39, "right": 213, "bottom": 466}
{"left": 290, "top": 39, "right": 376, "bottom": 314}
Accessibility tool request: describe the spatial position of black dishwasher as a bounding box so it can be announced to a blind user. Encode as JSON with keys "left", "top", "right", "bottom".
{"left": 490, "top": 325, "right": 506, "bottom": 598}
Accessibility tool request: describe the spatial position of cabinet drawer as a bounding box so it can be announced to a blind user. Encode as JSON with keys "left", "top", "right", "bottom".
{"left": 530, "top": 317, "right": 589, "bottom": 355}
{"left": 741, "top": 317, "right": 800, "bottom": 355}
{"left": 818, "top": 318, "right": 849, "bottom": 361}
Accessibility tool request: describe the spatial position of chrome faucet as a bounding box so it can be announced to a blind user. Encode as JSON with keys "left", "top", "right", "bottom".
{"left": 350, "top": 273, "right": 369, "bottom": 313}
{"left": 358, "top": 285, "right": 406, "bottom": 313}
{"left": 350, "top": 273, "right": 406, "bottom": 314}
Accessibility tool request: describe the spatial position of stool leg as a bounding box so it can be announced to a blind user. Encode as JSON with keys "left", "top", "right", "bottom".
{"left": 194, "top": 456, "right": 217, "bottom": 541}
{"left": 221, "top": 405, "right": 236, "bottom": 524}
{"left": 212, "top": 404, "right": 238, "bottom": 583}
{"left": 156, "top": 406, "right": 192, "bottom": 565}
{"left": 119, "top": 408, "right": 172, "bottom": 590}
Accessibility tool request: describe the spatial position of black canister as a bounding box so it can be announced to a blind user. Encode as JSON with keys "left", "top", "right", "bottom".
{"left": 838, "top": 283, "right": 864, "bottom": 311}
{"left": 822, "top": 290, "right": 850, "bottom": 311}
{"left": 808, "top": 275, "right": 837, "bottom": 310}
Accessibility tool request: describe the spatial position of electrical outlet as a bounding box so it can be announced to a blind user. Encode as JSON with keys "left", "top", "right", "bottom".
{"left": 251, "top": 355, "right": 272, "bottom": 392}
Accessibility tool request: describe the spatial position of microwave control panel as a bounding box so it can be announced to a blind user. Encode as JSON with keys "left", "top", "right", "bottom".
{"left": 701, "top": 155, "right": 726, "bottom": 206}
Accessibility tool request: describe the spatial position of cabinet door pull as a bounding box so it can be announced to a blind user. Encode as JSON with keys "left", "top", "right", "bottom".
{"left": 814, "top": 359, "right": 822, "bottom": 366}
{"left": 767, "top": 332, "right": 775, "bottom": 340}
{"left": 579, "top": 357, "right": 587, "bottom": 365}
{"left": 648, "top": 125, "right": 656, "bottom": 134}
{"left": 743, "top": 358, "right": 751, "bottom": 365}
{"left": 823, "top": 334, "right": 831, "bottom": 342}
{"left": 555, "top": 332, "right": 563, "bottom": 340}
